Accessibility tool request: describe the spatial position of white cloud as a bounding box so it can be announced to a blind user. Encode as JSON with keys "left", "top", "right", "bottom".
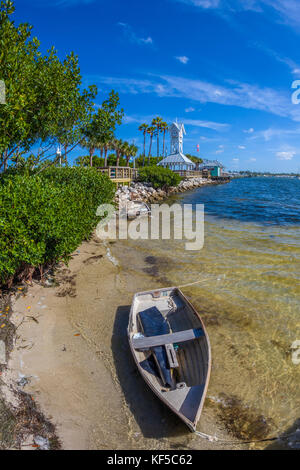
{"left": 251, "top": 42, "right": 300, "bottom": 76}
{"left": 253, "top": 126, "right": 300, "bottom": 141}
{"left": 249, "top": 157, "right": 257, "bottom": 161}
{"left": 158, "top": 74, "right": 300, "bottom": 121}
{"left": 118, "top": 23, "right": 153, "bottom": 46}
{"left": 238, "top": 145, "right": 246, "bottom": 149}
{"left": 92, "top": 73, "right": 300, "bottom": 121}
{"left": 123, "top": 113, "right": 229, "bottom": 132}
{"left": 182, "top": 118, "right": 229, "bottom": 131}
{"left": 263, "top": 0, "right": 300, "bottom": 29}
{"left": 177, "top": 0, "right": 221, "bottom": 7}
{"left": 185, "top": 107, "right": 196, "bottom": 112}
{"left": 93, "top": 76, "right": 160, "bottom": 95}
{"left": 232, "top": 158, "right": 240, "bottom": 161}
{"left": 140, "top": 37, "right": 153, "bottom": 45}
{"left": 276, "top": 150, "right": 296, "bottom": 160}
{"left": 215, "top": 145, "right": 224, "bottom": 153}
{"left": 175, "top": 1, "right": 300, "bottom": 29}
{"left": 244, "top": 127, "right": 255, "bottom": 133}
{"left": 175, "top": 56, "right": 190, "bottom": 64}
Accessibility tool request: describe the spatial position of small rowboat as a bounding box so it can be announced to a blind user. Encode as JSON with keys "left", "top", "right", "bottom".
{"left": 128, "top": 287, "right": 211, "bottom": 432}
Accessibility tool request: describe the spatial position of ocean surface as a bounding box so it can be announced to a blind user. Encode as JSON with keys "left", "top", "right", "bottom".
{"left": 182, "top": 176, "right": 300, "bottom": 226}
{"left": 115, "top": 177, "right": 300, "bottom": 448}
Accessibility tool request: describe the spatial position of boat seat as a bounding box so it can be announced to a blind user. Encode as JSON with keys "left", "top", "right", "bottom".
{"left": 138, "top": 307, "right": 170, "bottom": 337}
{"left": 132, "top": 327, "right": 204, "bottom": 350}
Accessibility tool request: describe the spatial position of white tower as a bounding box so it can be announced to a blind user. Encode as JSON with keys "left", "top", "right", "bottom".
{"left": 169, "top": 122, "right": 186, "bottom": 155}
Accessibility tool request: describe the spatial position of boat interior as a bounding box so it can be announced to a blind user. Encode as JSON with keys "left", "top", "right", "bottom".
{"left": 129, "top": 288, "right": 210, "bottom": 427}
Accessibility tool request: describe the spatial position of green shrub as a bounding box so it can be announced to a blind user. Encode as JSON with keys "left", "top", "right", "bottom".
{"left": 135, "top": 156, "right": 163, "bottom": 167}
{"left": 75, "top": 154, "right": 128, "bottom": 167}
{"left": 0, "top": 167, "right": 115, "bottom": 286}
{"left": 137, "top": 166, "right": 182, "bottom": 189}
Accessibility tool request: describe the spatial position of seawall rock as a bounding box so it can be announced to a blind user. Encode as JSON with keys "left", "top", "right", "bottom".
{"left": 114, "top": 176, "right": 226, "bottom": 211}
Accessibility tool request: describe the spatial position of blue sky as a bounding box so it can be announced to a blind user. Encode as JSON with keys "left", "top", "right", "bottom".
{"left": 12, "top": 0, "right": 300, "bottom": 172}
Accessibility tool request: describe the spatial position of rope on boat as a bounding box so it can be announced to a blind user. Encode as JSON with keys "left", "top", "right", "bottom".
{"left": 194, "top": 429, "right": 297, "bottom": 445}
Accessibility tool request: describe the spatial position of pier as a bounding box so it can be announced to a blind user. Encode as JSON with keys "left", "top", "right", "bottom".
{"left": 97, "top": 166, "right": 230, "bottom": 185}
{"left": 97, "top": 166, "right": 138, "bottom": 184}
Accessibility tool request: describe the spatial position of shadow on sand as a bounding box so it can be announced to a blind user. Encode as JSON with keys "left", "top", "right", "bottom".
{"left": 111, "top": 305, "right": 189, "bottom": 440}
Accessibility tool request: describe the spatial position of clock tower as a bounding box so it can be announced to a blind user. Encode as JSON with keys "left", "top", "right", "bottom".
{"left": 169, "top": 121, "right": 186, "bottom": 155}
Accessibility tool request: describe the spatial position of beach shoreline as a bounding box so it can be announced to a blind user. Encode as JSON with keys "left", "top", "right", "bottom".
{"left": 0, "top": 232, "right": 245, "bottom": 450}
{"left": 2, "top": 176, "right": 297, "bottom": 450}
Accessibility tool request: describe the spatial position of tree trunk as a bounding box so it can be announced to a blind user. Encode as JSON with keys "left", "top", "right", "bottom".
{"left": 116, "top": 151, "right": 120, "bottom": 167}
{"left": 157, "top": 131, "right": 159, "bottom": 157}
{"left": 143, "top": 132, "right": 146, "bottom": 166}
{"left": 89, "top": 146, "right": 95, "bottom": 167}
{"left": 64, "top": 144, "right": 68, "bottom": 166}
{"left": 3, "top": 149, "right": 8, "bottom": 171}
{"left": 104, "top": 147, "right": 108, "bottom": 167}
{"left": 148, "top": 136, "right": 153, "bottom": 159}
{"left": 163, "top": 131, "right": 166, "bottom": 157}
{"left": 148, "top": 137, "right": 153, "bottom": 166}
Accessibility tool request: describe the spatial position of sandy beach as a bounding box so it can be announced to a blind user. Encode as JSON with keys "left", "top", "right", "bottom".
{"left": 0, "top": 235, "right": 246, "bottom": 450}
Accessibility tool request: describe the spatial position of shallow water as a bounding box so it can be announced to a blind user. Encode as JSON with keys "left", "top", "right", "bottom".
{"left": 114, "top": 177, "right": 300, "bottom": 448}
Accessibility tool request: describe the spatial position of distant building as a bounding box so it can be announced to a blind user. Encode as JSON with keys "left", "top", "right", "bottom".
{"left": 157, "top": 122, "right": 195, "bottom": 172}
{"left": 196, "top": 159, "right": 225, "bottom": 177}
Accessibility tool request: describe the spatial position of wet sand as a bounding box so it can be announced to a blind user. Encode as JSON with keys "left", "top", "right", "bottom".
{"left": 1, "top": 235, "right": 246, "bottom": 450}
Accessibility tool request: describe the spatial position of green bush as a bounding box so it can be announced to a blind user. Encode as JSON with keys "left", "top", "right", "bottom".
{"left": 0, "top": 167, "right": 115, "bottom": 286}
{"left": 135, "top": 156, "right": 163, "bottom": 167}
{"left": 75, "top": 154, "right": 128, "bottom": 167}
{"left": 137, "top": 166, "right": 182, "bottom": 189}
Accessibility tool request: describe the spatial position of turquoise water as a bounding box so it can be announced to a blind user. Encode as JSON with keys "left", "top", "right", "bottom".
{"left": 119, "top": 177, "right": 300, "bottom": 447}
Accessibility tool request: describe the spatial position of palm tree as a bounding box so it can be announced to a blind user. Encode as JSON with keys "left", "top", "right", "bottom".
{"left": 81, "top": 136, "right": 98, "bottom": 167}
{"left": 152, "top": 116, "right": 163, "bottom": 157}
{"left": 160, "top": 121, "right": 168, "bottom": 157}
{"left": 120, "top": 140, "right": 130, "bottom": 166}
{"left": 111, "top": 138, "right": 123, "bottom": 167}
{"left": 147, "top": 126, "right": 156, "bottom": 165}
{"left": 97, "top": 141, "right": 104, "bottom": 161}
{"left": 102, "top": 136, "right": 113, "bottom": 167}
{"left": 128, "top": 143, "right": 138, "bottom": 167}
{"left": 138, "top": 123, "right": 148, "bottom": 166}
